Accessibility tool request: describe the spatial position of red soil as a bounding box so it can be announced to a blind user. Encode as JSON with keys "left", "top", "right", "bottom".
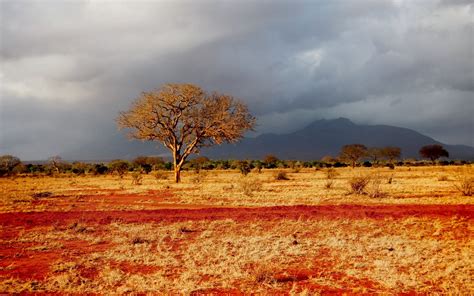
{"left": 1, "top": 204, "right": 472, "bottom": 292}
{"left": 29, "top": 189, "right": 177, "bottom": 211}
{"left": 0, "top": 240, "right": 112, "bottom": 280}
{"left": 1, "top": 204, "right": 472, "bottom": 229}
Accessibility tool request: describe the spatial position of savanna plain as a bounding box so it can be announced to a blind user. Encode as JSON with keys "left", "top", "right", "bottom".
{"left": 1, "top": 166, "right": 473, "bottom": 294}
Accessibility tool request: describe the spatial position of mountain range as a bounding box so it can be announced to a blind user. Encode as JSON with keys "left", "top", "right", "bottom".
{"left": 63, "top": 118, "right": 474, "bottom": 161}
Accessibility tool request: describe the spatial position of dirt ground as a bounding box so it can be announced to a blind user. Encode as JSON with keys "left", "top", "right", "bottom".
{"left": 0, "top": 166, "right": 473, "bottom": 294}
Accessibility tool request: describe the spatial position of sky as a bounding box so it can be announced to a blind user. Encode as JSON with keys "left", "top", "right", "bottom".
{"left": 1, "top": 0, "right": 473, "bottom": 160}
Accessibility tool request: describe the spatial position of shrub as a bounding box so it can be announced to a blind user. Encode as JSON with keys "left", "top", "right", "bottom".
{"left": 153, "top": 170, "right": 169, "bottom": 180}
{"left": 325, "top": 168, "right": 338, "bottom": 179}
{"left": 0, "top": 155, "right": 22, "bottom": 177}
{"left": 132, "top": 156, "right": 165, "bottom": 173}
{"left": 131, "top": 171, "right": 143, "bottom": 185}
{"left": 237, "top": 160, "right": 252, "bottom": 175}
{"left": 91, "top": 163, "right": 108, "bottom": 175}
{"left": 387, "top": 174, "right": 394, "bottom": 184}
{"left": 367, "top": 175, "right": 387, "bottom": 198}
{"left": 32, "top": 191, "right": 53, "bottom": 199}
{"left": 288, "top": 161, "right": 302, "bottom": 173}
{"left": 263, "top": 154, "right": 279, "bottom": 169}
{"left": 108, "top": 160, "right": 129, "bottom": 178}
{"left": 71, "top": 162, "right": 89, "bottom": 175}
{"left": 324, "top": 180, "right": 334, "bottom": 189}
{"left": 348, "top": 175, "right": 370, "bottom": 194}
{"left": 362, "top": 161, "right": 372, "bottom": 167}
{"left": 239, "top": 178, "right": 263, "bottom": 196}
{"left": 453, "top": 175, "right": 473, "bottom": 196}
{"left": 438, "top": 175, "right": 449, "bottom": 181}
{"left": 192, "top": 171, "right": 207, "bottom": 183}
{"left": 274, "top": 171, "right": 289, "bottom": 180}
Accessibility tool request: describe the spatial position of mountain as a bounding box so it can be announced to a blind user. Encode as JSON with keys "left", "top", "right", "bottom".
{"left": 63, "top": 118, "right": 474, "bottom": 161}
{"left": 203, "top": 118, "right": 474, "bottom": 160}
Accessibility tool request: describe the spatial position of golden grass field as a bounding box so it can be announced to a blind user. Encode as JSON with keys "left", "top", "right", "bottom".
{"left": 1, "top": 165, "right": 473, "bottom": 294}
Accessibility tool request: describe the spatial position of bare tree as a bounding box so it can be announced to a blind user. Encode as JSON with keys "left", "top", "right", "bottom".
{"left": 48, "top": 156, "right": 65, "bottom": 174}
{"left": 117, "top": 83, "right": 255, "bottom": 183}
{"left": 339, "top": 144, "right": 368, "bottom": 168}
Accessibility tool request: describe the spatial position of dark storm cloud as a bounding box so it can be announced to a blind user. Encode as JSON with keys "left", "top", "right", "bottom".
{"left": 1, "top": 0, "right": 473, "bottom": 159}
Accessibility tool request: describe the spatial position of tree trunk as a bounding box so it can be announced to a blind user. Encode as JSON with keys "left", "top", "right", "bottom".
{"left": 174, "top": 165, "right": 181, "bottom": 183}
{"left": 172, "top": 148, "right": 182, "bottom": 183}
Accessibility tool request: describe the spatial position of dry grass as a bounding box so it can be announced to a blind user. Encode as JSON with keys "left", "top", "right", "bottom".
{"left": 453, "top": 174, "right": 474, "bottom": 196}
{"left": 1, "top": 166, "right": 474, "bottom": 212}
{"left": 1, "top": 165, "right": 473, "bottom": 293}
{"left": 2, "top": 216, "right": 473, "bottom": 293}
{"left": 348, "top": 175, "right": 371, "bottom": 195}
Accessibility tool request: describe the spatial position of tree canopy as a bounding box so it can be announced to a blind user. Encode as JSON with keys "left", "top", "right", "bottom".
{"left": 340, "top": 144, "right": 368, "bottom": 168}
{"left": 117, "top": 83, "right": 255, "bottom": 182}
{"left": 419, "top": 144, "right": 449, "bottom": 162}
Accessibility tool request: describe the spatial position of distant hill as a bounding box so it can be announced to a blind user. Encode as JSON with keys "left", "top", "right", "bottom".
{"left": 203, "top": 118, "right": 474, "bottom": 160}
{"left": 62, "top": 118, "right": 474, "bottom": 161}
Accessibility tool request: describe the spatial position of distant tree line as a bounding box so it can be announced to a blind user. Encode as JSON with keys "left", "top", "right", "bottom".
{"left": 0, "top": 144, "right": 466, "bottom": 178}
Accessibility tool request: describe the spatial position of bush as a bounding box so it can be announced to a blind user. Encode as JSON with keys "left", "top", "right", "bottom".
{"left": 32, "top": 191, "right": 53, "bottom": 199}
{"left": 108, "top": 160, "right": 129, "bottom": 178}
{"left": 287, "top": 160, "right": 302, "bottom": 173}
{"left": 239, "top": 178, "right": 263, "bottom": 196}
{"left": 387, "top": 174, "right": 394, "bottom": 184}
{"left": 0, "top": 155, "right": 22, "bottom": 177}
{"left": 71, "top": 162, "right": 89, "bottom": 175}
{"left": 274, "top": 171, "right": 289, "bottom": 180}
{"left": 333, "top": 162, "right": 347, "bottom": 168}
{"left": 367, "top": 175, "right": 387, "bottom": 198}
{"left": 237, "top": 160, "right": 252, "bottom": 175}
{"left": 324, "top": 180, "right": 334, "bottom": 189}
{"left": 438, "top": 175, "right": 449, "bottom": 181}
{"left": 153, "top": 170, "right": 169, "bottom": 180}
{"left": 131, "top": 171, "right": 143, "bottom": 185}
{"left": 453, "top": 175, "right": 473, "bottom": 196}
{"left": 253, "top": 161, "right": 263, "bottom": 173}
{"left": 91, "top": 163, "right": 108, "bottom": 175}
{"left": 263, "top": 154, "right": 279, "bottom": 169}
{"left": 192, "top": 171, "right": 207, "bottom": 183}
{"left": 325, "top": 168, "right": 338, "bottom": 179}
{"left": 362, "top": 161, "right": 372, "bottom": 167}
{"left": 348, "top": 175, "right": 370, "bottom": 194}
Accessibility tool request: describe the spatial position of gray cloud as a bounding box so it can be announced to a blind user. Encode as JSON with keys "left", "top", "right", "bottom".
{"left": 1, "top": 0, "right": 472, "bottom": 159}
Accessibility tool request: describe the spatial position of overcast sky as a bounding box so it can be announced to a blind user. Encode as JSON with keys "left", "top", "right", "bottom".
{"left": 1, "top": 0, "right": 473, "bottom": 160}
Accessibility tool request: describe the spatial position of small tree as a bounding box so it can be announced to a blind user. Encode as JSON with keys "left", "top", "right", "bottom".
{"left": 189, "top": 156, "right": 211, "bottom": 172}
{"left": 118, "top": 83, "right": 255, "bottom": 183}
{"left": 108, "top": 160, "right": 129, "bottom": 178}
{"left": 0, "top": 155, "right": 21, "bottom": 176}
{"left": 339, "top": 144, "right": 368, "bottom": 168}
{"left": 48, "top": 156, "right": 66, "bottom": 174}
{"left": 381, "top": 146, "right": 401, "bottom": 164}
{"left": 367, "top": 148, "right": 383, "bottom": 165}
{"left": 263, "top": 154, "right": 279, "bottom": 169}
{"left": 236, "top": 160, "right": 252, "bottom": 175}
{"left": 133, "top": 156, "right": 165, "bottom": 173}
{"left": 419, "top": 144, "right": 449, "bottom": 163}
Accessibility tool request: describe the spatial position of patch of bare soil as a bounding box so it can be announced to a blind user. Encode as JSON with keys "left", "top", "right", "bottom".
{"left": 1, "top": 204, "right": 473, "bottom": 229}
{"left": 1, "top": 204, "right": 472, "bottom": 293}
